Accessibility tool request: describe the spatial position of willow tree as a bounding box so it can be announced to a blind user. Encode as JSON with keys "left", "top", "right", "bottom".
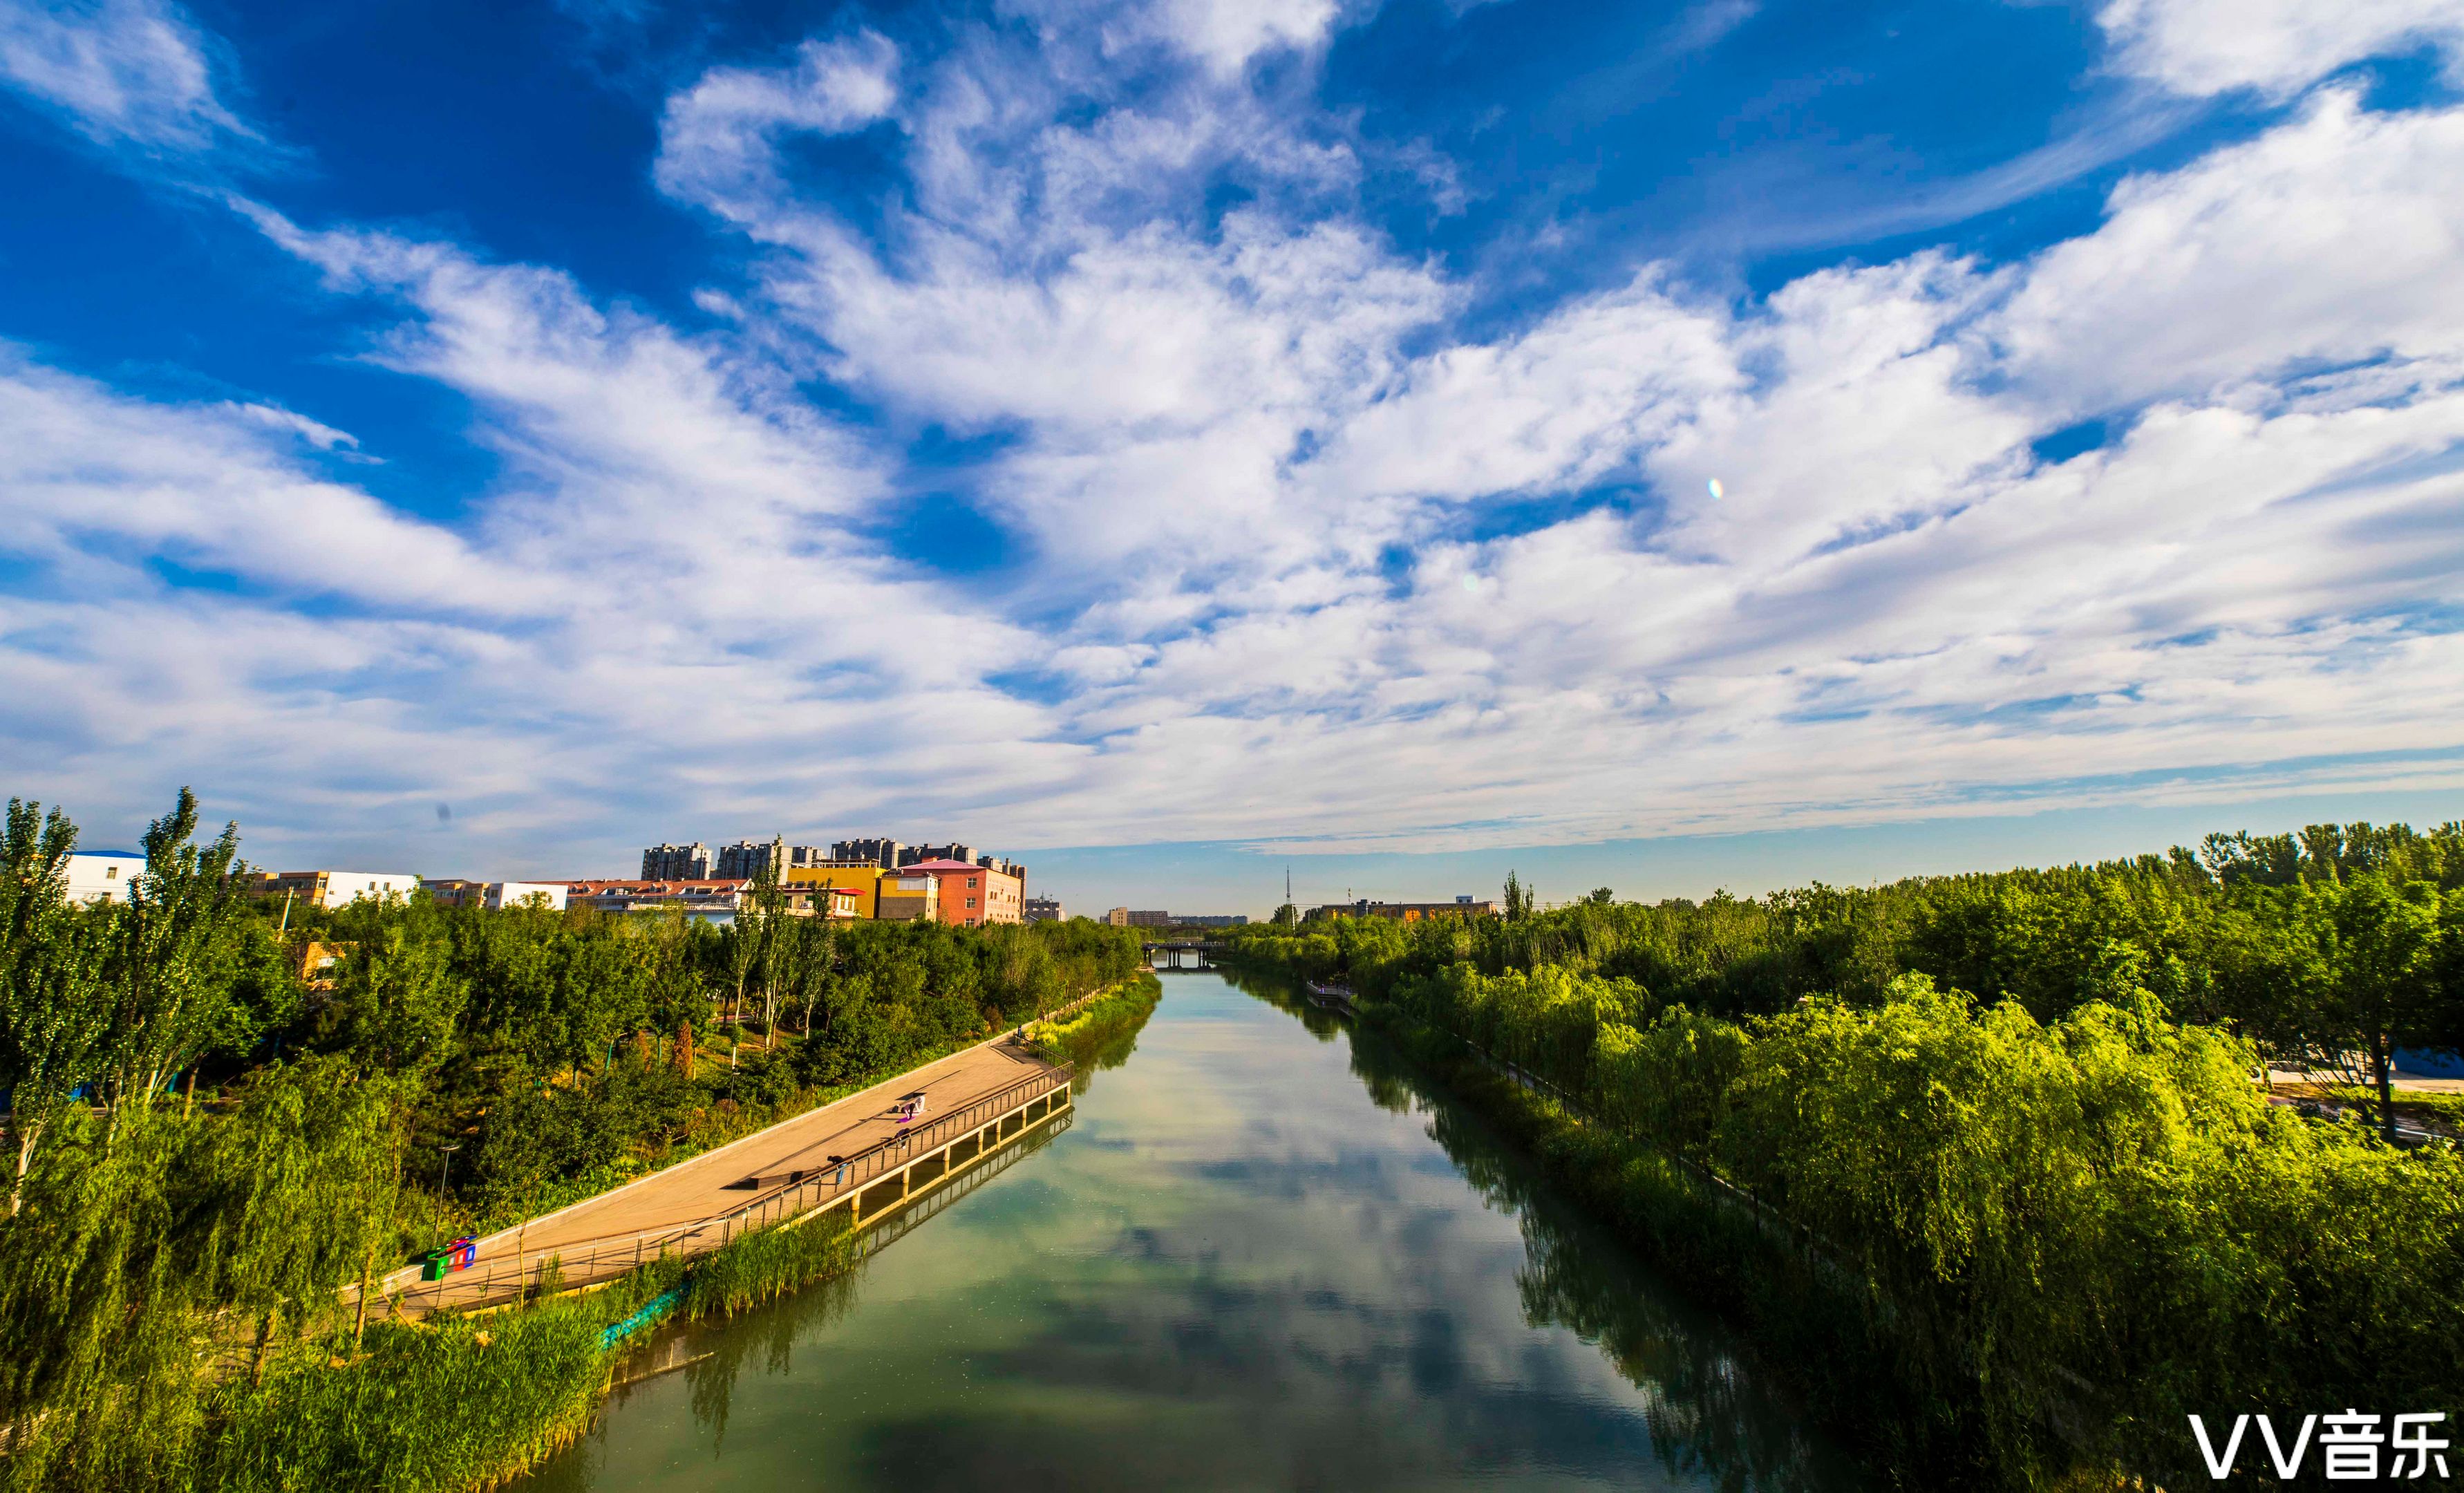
{"left": 1, "top": 800, "right": 114, "bottom": 1209}
{"left": 106, "top": 789, "right": 254, "bottom": 1110}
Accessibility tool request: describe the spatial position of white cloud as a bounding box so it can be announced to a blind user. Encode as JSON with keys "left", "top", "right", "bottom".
{"left": 0, "top": 351, "right": 511, "bottom": 611}
{"left": 0, "top": 0, "right": 248, "bottom": 153}
{"left": 1995, "top": 92, "right": 2464, "bottom": 412}
{"left": 1152, "top": 0, "right": 1344, "bottom": 76}
{"left": 225, "top": 400, "right": 361, "bottom": 451}
{"left": 2100, "top": 0, "right": 2464, "bottom": 99}
{"left": 653, "top": 31, "right": 899, "bottom": 220}
{"left": 8, "top": 4, "right": 2464, "bottom": 870}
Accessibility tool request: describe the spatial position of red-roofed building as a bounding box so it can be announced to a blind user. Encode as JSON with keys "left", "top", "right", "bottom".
{"left": 896, "top": 858, "right": 1024, "bottom": 927}
{"left": 563, "top": 878, "right": 863, "bottom": 922}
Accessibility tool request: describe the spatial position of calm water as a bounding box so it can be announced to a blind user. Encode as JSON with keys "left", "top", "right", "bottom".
{"left": 517, "top": 974, "right": 1867, "bottom": 1492}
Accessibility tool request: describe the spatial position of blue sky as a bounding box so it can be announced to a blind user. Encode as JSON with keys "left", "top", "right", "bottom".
{"left": 2, "top": 0, "right": 2461, "bottom": 916}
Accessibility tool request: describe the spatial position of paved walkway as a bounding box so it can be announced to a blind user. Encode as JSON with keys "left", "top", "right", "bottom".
{"left": 375, "top": 1029, "right": 1072, "bottom": 1308}
{"left": 2270, "top": 1067, "right": 2464, "bottom": 1094}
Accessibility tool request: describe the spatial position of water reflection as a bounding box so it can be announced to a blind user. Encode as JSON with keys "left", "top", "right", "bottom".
{"left": 516, "top": 975, "right": 1867, "bottom": 1492}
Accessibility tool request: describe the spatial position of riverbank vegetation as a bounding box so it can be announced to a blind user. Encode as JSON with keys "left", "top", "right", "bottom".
{"left": 1221, "top": 820, "right": 2464, "bottom": 1487}
{"left": 0, "top": 789, "right": 1140, "bottom": 1491}
{"left": 1026, "top": 974, "right": 1163, "bottom": 1075}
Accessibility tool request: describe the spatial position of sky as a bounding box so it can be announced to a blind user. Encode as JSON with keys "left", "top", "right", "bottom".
{"left": 1, "top": 0, "right": 2461, "bottom": 917}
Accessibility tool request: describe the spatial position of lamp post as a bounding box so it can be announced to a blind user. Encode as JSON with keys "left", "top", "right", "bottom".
{"left": 437, "top": 1142, "right": 462, "bottom": 1196}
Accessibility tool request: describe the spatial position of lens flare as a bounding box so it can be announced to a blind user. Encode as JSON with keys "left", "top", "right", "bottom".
{"left": 1707, "top": 478, "right": 1724, "bottom": 500}
{"left": 1462, "top": 574, "right": 1480, "bottom": 593}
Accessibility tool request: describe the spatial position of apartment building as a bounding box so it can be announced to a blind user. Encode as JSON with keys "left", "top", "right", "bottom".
{"left": 713, "top": 840, "right": 783, "bottom": 879}
{"left": 1023, "top": 896, "right": 1064, "bottom": 923}
{"left": 830, "top": 838, "right": 903, "bottom": 868}
{"left": 641, "top": 843, "right": 712, "bottom": 879}
{"left": 899, "top": 843, "right": 977, "bottom": 869}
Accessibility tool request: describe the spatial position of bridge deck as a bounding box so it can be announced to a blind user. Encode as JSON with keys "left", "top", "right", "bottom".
{"left": 370, "top": 1032, "right": 1074, "bottom": 1317}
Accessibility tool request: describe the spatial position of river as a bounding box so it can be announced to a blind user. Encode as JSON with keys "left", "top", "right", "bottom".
{"left": 514, "top": 972, "right": 1870, "bottom": 1492}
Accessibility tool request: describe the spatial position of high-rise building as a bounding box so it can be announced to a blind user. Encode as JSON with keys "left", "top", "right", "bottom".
{"left": 785, "top": 845, "right": 831, "bottom": 868}
{"left": 1023, "top": 896, "right": 1064, "bottom": 923}
{"left": 898, "top": 843, "right": 977, "bottom": 868}
{"left": 830, "top": 838, "right": 903, "bottom": 869}
{"left": 715, "top": 839, "right": 784, "bottom": 879}
{"left": 975, "top": 854, "right": 1026, "bottom": 882}
{"left": 642, "top": 843, "right": 711, "bottom": 879}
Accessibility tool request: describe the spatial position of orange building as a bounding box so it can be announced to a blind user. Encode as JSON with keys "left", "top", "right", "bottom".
{"left": 898, "top": 858, "right": 1024, "bottom": 927}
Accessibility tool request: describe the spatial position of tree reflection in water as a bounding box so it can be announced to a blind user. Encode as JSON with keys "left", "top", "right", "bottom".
{"left": 1239, "top": 968, "right": 1850, "bottom": 1493}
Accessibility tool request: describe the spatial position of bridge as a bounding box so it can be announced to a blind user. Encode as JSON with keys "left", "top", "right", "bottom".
{"left": 1143, "top": 939, "right": 1227, "bottom": 970}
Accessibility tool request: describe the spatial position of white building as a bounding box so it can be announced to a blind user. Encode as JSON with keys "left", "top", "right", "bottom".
{"left": 252, "top": 870, "right": 423, "bottom": 909}
{"left": 422, "top": 879, "right": 571, "bottom": 911}
{"left": 64, "top": 851, "right": 144, "bottom": 904}
{"left": 485, "top": 881, "right": 569, "bottom": 911}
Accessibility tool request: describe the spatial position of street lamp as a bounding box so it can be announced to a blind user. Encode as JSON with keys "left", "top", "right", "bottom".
{"left": 437, "top": 1142, "right": 462, "bottom": 1196}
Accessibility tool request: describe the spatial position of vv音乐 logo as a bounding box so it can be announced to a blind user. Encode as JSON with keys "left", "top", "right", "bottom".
{"left": 2190, "top": 1411, "right": 2452, "bottom": 1481}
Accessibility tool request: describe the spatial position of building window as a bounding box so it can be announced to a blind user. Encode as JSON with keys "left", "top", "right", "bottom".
{"left": 967, "top": 896, "right": 978, "bottom": 908}
{"left": 968, "top": 877, "right": 978, "bottom": 888}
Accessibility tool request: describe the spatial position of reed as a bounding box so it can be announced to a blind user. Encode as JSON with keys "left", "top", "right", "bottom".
{"left": 200, "top": 1306, "right": 608, "bottom": 1493}
{"left": 680, "top": 1208, "right": 863, "bottom": 1320}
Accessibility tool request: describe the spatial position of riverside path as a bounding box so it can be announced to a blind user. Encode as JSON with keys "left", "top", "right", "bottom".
{"left": 366, "top": 1015, "right": 1091, "bottom": 1319}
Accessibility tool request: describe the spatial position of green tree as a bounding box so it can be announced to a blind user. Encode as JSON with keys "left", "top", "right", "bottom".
{"left": 2317, "top": 875, "right": 2447, "bottom": 1141}
{"left": 0, "top": 799, "right": 111, "bottom": 1208}
{"left": 106, "top": 789, "right": 254, "bottom": 1109}
{"left": 3, "top": 911, "right": 115, "bottom": 1211}
{"left": 320, "top": 919, "right": 468, "bottom": 1075}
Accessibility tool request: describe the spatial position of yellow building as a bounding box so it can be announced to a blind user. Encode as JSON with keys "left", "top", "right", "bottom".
{"left": 782, "top": 861, "right": 890, "bottom": 917}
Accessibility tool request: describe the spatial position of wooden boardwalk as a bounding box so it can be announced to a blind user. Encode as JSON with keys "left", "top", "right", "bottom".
{"left": 370, "top": 1030, "right": 1078, "bottom": 1318}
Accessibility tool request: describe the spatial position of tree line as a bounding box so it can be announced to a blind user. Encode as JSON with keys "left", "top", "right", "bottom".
{"left": 1223, "top": 819, "right": 2464, "bottom": 1485}
{"left": 0, "top": 789, "right": 1141, "bottom": 1488}
{"left": 1250, "top": 820, "right": 2464, "bottom": 1135}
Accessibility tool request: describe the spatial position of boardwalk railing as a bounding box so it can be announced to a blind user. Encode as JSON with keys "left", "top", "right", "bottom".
{"left": 366, "top": 1060, "right": 1074, "bottom": 1321}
